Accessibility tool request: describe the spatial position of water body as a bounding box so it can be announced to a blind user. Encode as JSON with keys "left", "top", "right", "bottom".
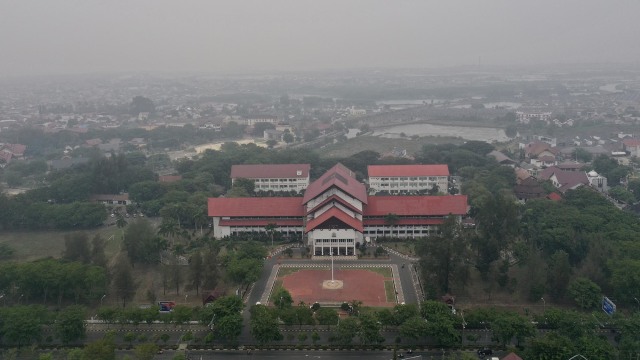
{"left": 599, "top": 83, "right": 623, "bottom": 93}
{"left": 373, "top": 123, "right": 510, "bottom": 143}
{"left": 376, "top": 99, "right": 447, "bottom": 106}
{"left": 451, "top": 102, "right": 521, "bottom": 109}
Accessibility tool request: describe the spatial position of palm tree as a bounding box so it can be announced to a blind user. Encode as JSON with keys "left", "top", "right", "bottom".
{"left": 384, "top": 213, "right": 399, "bottom": 239}
{"left": 115, "top": 213, "right": 128, "bottom": 243}
{"left": 265, "top": 223, "right": 278, "bottom": 247}
{"left": 158, "top": 218, "right": 180, "bottom": 246}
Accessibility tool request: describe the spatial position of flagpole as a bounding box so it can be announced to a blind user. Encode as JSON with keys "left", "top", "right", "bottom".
{"left": 331, "top": 250, "right": 334, "bottom": 283}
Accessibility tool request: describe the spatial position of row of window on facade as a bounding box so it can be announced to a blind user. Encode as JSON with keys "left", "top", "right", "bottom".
{"left": 373, "top": 176, "right": 445, "bottom": 181}
{"left": 254, "top": 178, "right": 307, "bottom": 182}
{"left": 314, "top": 239, "right": 354, "bottom": 244}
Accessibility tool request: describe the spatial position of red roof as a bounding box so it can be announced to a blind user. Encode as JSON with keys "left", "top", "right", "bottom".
{"left": 525, "top": 141, "right": 558, "bottom": 157}
{"left": 364, "top": 195, "right": 468, "bottom": 216}
{"left": 623, "top": 138, "right": 640, "bottom": 147}
{"left": 368, "top": 164, "right": 449, "bottom": 177}
{"left": 547, "top": 192, "right": 562, "bottom": 201}
{"left": 307, "top": 194, "right": 363, "bottom": 215}
{"left": 305, "top": 207, "right": 363, "bottom": 233}
{"left": 0, "top": 151, "right": 12, "bottom": 164}
{"left": 219, "top": 219, "right": 303, "bottom": 227}
{"left": 303, "top": 163, "right": 367, "bottom": 205}
{"left": 230, "top": 164, "right": 310, "bottom": 179}
{"left": 208, "top": 197, "right": 304, "bottom": 217}
{"left": 502, "top": 353, "right": 523, "bottom": 360}
{"left": 2, "top": 143, "right": 26, "bottom": 156}
{"left": 363, "top": 218, "right": 444, "bottom": 226}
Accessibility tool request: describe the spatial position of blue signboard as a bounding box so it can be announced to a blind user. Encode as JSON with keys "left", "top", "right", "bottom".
{"left": 602, "top": 296, "right": 616, "bottom": 316}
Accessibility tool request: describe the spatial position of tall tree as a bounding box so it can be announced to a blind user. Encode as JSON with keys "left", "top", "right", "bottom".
{"left": 384, "top": 213, "right": 399, "bottom": 238}
{"left": 265, "top": 223, "right": 277, "bottom": 246}
{"left": 473, "top": 192, "right": 519, "bottom": 277}
{"left": 90, "top": 234, "right": 108, "bottom": 268}
{"left": 55, "top": 305, "right": 86, "bottom": 345}
{"left": 63, "top": 233, "right": 91, "bottom": 264}
{"left": 124, "top": 219, "right": 165, "bottom": 265}
{"left": 187, "top": 252, "right": 204, "bottom": 295}
{"left": 172, "top": 261, "right": 183, "bottom": 295}
{"left": 202, "top": 249, "right": 220, "bottom": 291}
{"left": 250, "top": 305, "right": 282, "bottom": 344}
{"left": 272, "top": 287, "right": 293, "bottom": 309}
{"left": 112, "top": 255, "right": 136, "bottom": 308}
{"left": 416, "top": 216, "right": 470, "bottom": 294}
{"left": 547, "top": 250, "right": 572, "bottom": 301}
{"left": 81, "top": 338, "right": 116, "bottom": 360}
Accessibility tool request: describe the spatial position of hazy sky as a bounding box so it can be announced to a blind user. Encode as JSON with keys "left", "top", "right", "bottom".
{"left": 1, "top": 0, "right": 639, "bottom": 76}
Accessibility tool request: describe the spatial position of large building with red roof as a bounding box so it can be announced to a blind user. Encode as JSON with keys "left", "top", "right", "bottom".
{"left": 230, "top": 164, "right": 310, "bottom": 193}
{"left": 368, "top": 164, "right": 450, "bottom": 195}
{"left": 209, "top": 163, "right": 468, "bottom": 256}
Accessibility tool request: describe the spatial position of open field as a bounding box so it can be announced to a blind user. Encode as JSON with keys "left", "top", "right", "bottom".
{"left": 0, "top": 227, "right": 124, "bottom": 262}
{"left": 320, "top": 135, "right": 463, "bottom": 158}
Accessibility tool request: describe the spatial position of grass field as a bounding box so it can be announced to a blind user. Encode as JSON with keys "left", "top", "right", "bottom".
{"left": 347, "top": 266, "right": 393, "bottom": 277}
{"left": 384, "top": 242, "right": 416, "bottom": 257}
{"left": 384, "top": 280, "right": 396, "bottom": 302}
{"left": 320, "top": 134, "right": 464, "bottom": 158}
{"left": 277, "top": 267, "right": 305, "bottom": 277}
{"left": 0, "top": 226, "right": 125, "bottom": 262}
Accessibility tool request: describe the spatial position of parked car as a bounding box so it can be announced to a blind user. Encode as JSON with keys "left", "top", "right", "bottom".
{"left": 477, "top": 348, "right": 493, "bottom": 357}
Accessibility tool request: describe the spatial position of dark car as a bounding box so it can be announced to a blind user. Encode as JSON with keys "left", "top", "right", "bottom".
{"left": 477, "top": 348, "right": 493, "bottom": 356}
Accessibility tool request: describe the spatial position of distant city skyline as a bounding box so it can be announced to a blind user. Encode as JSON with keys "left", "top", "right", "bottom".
{"left": 1, "top": 0, "right": 640, "bottom": 77}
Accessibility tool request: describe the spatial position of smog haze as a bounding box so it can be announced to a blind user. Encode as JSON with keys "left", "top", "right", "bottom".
{"left": 1, "top": 0, "right": 640, "bottom": 77}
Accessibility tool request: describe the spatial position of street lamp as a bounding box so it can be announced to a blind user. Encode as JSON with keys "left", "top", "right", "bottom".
{"left": 101, "top": 294, "right": 106, "bottom": 307}
{"left": 541, "top": 297, "right": 546, "bottom": 313}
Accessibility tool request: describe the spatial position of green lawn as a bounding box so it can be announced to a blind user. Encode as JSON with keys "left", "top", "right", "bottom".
{"left": 321, "top": 135, "right": 464, "bottom": 158}
{"left": 277, "top": 267, "right": 308, "bottom": 277}
{"left": 385, "top": 242, "right": 416, "bottom": 257}
{"left": 347, "top": 266, "right": 393, "bottom": 278}
{"left": 0, "top": 226, "right": 124, "bottom": 262}
{"left": 384, "top": 280, "right": 396, "bottom": 302}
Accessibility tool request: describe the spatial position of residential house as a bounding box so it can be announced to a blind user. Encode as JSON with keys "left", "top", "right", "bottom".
{"left": 488, "top": 150, "right": 517, "bottom": 167}
{"left": 514, "top": 177, "right": 546, "bottom": 202}
{"left": 538, "top": 167, "right": 590, "bottom": 193}
{"left": 622, "top": 138, "right": 640, "bottom": 157}
{"left": 264, "top": 129, "right": 284, "bottom": 142}
{"left": 244, "top": 115, "right": 278, "bottom": 127}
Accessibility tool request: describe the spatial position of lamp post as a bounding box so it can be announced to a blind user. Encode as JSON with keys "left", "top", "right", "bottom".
{"left": 634, "top": 297, "right": 640, "bottom": 312}
{"left": 541, "top": 297, "right": 546, "bottom": 313}
{"left": 100, "top": 294, "right": 106, "bottom": 307}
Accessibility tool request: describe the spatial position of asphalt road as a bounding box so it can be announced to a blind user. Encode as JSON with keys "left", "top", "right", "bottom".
{"left": 121, "top": 349, "right": 499, "bottom": 360}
